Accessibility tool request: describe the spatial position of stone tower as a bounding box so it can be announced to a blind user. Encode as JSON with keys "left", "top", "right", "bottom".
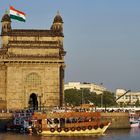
{"left": 0, "top": 12, "right": 66, "bottom": 110}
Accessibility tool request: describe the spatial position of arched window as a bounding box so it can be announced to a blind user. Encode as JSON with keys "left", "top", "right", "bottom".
{"left": 25, "top": 72, "right": 41, "bottom": 87}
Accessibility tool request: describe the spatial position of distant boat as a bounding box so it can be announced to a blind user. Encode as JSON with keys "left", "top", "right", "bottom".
{"left": 129, "top": 111, "right": 140, "bottom": 128}
{"left": 130, "top": 120, "right": 139, "bottom": 128}
{"left": 6, "top": 109, "right": 33, "bottom": 133}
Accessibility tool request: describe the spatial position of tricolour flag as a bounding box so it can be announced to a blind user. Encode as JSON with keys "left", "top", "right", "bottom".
{"left": 10, "top": 6, "right": 26, "bottom": 22}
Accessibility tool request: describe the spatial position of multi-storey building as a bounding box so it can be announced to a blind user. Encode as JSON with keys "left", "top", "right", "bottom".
{"left": 116, "top": 89, "right": 140, "bottom": 105}
{"left": 64, "top": 82, "right": 107, "bottom": 94}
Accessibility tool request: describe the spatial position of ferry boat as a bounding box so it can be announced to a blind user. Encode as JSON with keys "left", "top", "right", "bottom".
{"left": 6, "top": 109, "right": 33, "bottom": 133}
{"left": 31, "top": 110, "right": 110, "bottom": 136}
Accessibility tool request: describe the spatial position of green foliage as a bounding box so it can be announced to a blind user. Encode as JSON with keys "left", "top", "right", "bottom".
{"left": 102, "top": 91, "right": 116, "bottom": 107}
{"left": 64, "top": 89, "right": 116, "bottom": 107}
{"left": 135, "top": 98, "right": 140, "bottom": 107}
{"left": 64, "top": 89, "right": 81, "bottom": 106}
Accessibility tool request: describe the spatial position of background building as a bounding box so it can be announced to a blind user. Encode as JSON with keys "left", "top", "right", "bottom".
{"left": 64, "top": 82, "right": 107, "bottom": 94}
{"left": 0, "top": 12, "right": 66, "bottom": 110}
{"left": 116, "top": 89, "right": 140, "bottom": 106}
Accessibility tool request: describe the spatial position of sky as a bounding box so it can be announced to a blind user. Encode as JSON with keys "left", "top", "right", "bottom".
{"left": 0, "top": 0, "right": 140, "bottom": 92}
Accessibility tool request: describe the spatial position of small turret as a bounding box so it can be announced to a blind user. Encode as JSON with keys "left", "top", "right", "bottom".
{"left": 1, "top": 13, "right": 11, "bottom": 35}
{"left": 51, "top": 11, "right": 63, "bottom": 33}
{"left": 1, "top": 12, "right": 11, "bottom": 47}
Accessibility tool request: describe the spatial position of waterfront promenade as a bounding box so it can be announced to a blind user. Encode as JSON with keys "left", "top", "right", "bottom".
{"left": 0, "top": 107, "right": 137, "bottom": 131}
{"left": 1, "top": 106, "right": 140, "bottom": 132}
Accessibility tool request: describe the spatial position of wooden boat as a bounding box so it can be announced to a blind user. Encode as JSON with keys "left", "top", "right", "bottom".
{"left": 31, "top": 110, "right": 110, "bottom": 136}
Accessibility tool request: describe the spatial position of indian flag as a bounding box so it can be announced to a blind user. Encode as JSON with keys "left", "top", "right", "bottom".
{"left": 10, "top": 6, "right": 26, "bottom": 22}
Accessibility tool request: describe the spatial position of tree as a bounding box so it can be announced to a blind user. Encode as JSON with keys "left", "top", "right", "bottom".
{"left": 64, "top": 88, "right": 94, "bottom": 106}
{"left": 64, "top": 89, "right": 81, "bottom": 106}
{"left": 64, "top": 89, "right": 116, "bottom": 107}
{"left": 102, "top": 91, "right": 116, "bottom": 107}
{"left": 135, "top": 99, "right": 140, "bottom": 107}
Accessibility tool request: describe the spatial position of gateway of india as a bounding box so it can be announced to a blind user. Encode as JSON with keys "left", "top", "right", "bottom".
{"left": 0, "top": 12, "right": 66, "bottom": 110}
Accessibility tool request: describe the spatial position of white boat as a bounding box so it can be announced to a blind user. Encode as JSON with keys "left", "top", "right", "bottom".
{"left": 129, "top": 111, "right": 140, "bottom": 128}
{"left": 130, "top": 118, "right": 140, "bottom": 128}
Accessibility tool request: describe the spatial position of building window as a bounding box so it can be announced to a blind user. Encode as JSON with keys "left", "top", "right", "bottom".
{"left": 125, "top": 95, "right": 130, "bottom": 99}
{"left": 132, "top": 95, "right": 137, "bottom": 99}
{"left": 25, "top": 72, "right": 41, "bottom": 87}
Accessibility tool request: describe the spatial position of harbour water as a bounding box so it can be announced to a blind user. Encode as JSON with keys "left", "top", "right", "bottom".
{"left": 0, "top": 128, "right": 140, "bottom": 140}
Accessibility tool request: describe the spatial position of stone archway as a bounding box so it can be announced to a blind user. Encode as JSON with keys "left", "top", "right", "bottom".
{"left": 28, "top": 93, "right": 38, "bottom": 110}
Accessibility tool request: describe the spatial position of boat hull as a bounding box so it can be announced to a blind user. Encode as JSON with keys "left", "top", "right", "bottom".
{"left": 37, "top": 123, "right": 110, "bottom": 136}
{"left": 130, "top": 122, "right": 140, "bottom": 128}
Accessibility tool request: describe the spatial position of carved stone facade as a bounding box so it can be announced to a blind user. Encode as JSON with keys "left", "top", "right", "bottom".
{"left": 0, "top": 12, "right": 66, "bottom": 110}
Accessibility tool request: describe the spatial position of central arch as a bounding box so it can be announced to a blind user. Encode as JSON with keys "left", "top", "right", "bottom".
{"left": 28, "top": 93, "right": 38, "bottom": 110}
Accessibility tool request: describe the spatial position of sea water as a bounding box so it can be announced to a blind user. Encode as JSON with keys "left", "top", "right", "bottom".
{"left": 0, "top": 127, "right": 140, "bottom": 140}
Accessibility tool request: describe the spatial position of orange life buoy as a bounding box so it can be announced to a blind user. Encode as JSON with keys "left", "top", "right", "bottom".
{"left": 71, "top": 127, "right": 75, "bottom": 131}
{"left": 94, "top": 125, "right": 98, "bottom": 130}
{"left": 50, "top": 128, "right": 55, "bottom": 133}
{"left": 64, "top": 128, "right": 69, "bottom": 132}
{"left": 77, "top": 127, "right": 81, "bottom": 131}
{"left": 57, "top": 128, "right": 62, "bottom": 132}
{"left": 82, "top": 126, "right": 86, "bottom": 131}
{"left": 100, "top": 124, "right": 104, "bottom": 129}
{"left": 88, "top": 125, "right": 92, "bottom": 130}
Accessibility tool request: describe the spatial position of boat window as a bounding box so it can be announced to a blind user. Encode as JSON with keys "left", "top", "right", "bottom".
{"left": 77, "top": 117, "right": 83, "bottom": 122}
{"left": 38, "top": 119, "right": 42, "bottom": 124}
{"left": 54, "top": 118, "right": 59, "bottom": 124}
{"left": 47, "top": 119, "right": 53, "bottom": 124}
{"left": 60, "top": 118, "right": 65, "bottom": 123}
{"left": 91, "top": 117, "right": 95, "bottom": 121}
{"left": 72, "top": 118, "right": 77, "bottom": 123}
{"left": 84, "top": 117, "right": 90, "bottom": 122}
{"left": 60, "top": 118, "right": 65, "bottom": 127}
{"left": 66, "top": 118, "right": 71, "bottom": 123}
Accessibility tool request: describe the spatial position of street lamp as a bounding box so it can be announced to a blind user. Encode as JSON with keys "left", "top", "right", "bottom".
{"left": 101, "top": 93, "right": 103, "bottom": 108}
{"left": 81, "top": 88, "right": 85, "bottom": 105}
{"left": 38, "top": 94, "right": 43, "bottom": 111}
{"left": 42, "top": 101, "right": 46, "bottom": 112}
{"left": 80, "top": 88, "right": 84, "bottom": 105}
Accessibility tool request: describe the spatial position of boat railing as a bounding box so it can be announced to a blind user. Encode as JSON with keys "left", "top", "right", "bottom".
{"left": 32, "top": 111, "right": 101, "bottom": 120}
